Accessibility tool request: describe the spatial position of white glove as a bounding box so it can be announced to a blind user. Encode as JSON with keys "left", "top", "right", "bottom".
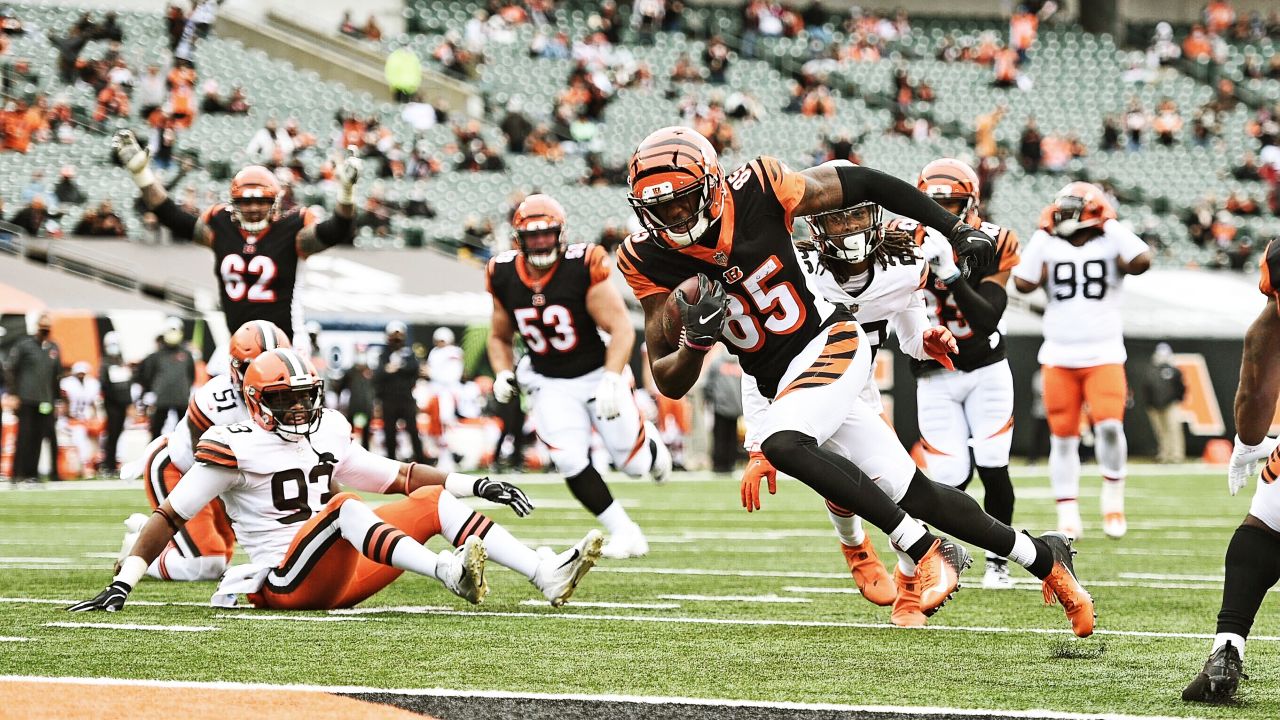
{"left": 112, "top": 130, "right": 155, "bottom": 188}
{"left": 593, "top": 371, "right": 627, "bottom": 421}
{"left": 337, "top": 145, "right": 362, "bottom": 205}
{"left": 493, "top": 370, "right": 518, "bottom": 404}
{"left": 921, "top": 228, "right": 962, "bottom": 285}
{"left": 1228, "top": 435, "right": 1279, "bottom": 496}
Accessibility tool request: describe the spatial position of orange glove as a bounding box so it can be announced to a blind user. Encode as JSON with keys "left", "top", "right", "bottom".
{"left": 922, "top": 326, "right": 957, "bottom": 371}
{"left": 740, "top": 451, "right": 777, "bottom": 512}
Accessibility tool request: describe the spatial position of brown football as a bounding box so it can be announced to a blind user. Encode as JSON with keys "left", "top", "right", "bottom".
{"left": 661, "top": 276, "right": 702, "bottom": 348}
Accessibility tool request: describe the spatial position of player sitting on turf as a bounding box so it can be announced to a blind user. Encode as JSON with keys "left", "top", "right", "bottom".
{"left": 71, "top": 349, "right": 602, "bottom": 612}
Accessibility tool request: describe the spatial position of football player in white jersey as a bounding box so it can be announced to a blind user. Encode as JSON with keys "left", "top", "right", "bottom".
{"left": 426, "top": 326, "right": 464, "bottom": 470}
{"left": 72, "top": 348, "right": 602, "bottom": 612}
{"left": 59, "top": 361, "right": 102, "bottom": 478}
{"left": 742, "top": 181, "right": 961, "bottom": 627}
{"left": 1013, "top": 182, "right": 1152, "bottom": 539}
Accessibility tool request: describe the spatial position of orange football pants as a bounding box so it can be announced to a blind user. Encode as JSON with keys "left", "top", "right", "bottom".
{"left": 144, "top": 441, "right": 235, "bottom": 563}
{"left": 251, "top": 486, "right": 444, "bottom": 610}
{"left": 1042, "top": 363, "right": 1127, "bottom": 438}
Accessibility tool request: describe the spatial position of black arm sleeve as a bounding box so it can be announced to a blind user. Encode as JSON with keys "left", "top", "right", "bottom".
{"left": 152, "top": 197, "right": 198, "bottom": 240}
{"left": 836, "top": 165, "right": 961, "bottom": 236}
{"left": 948, "top": 277, "right": 1008, "bottom": 336}
{"left": 314, "top": 212, "right": 356, "bottom": 248}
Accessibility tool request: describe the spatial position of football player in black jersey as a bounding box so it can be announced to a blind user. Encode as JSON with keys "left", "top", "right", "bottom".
{"left": 112, "top": 130, "right": 360, "bottom": 362}
{"left": 487, "top": 194, "right": 671, "bottom": 559}
{"left": 618, "top": 126, "right": 1093, "bottom": 635}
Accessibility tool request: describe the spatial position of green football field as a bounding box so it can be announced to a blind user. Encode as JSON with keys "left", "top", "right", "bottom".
{"left": 0, "top": 466, "right": 1276, "bottom": 718}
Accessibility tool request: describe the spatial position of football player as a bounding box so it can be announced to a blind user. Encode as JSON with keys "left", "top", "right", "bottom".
{"left": 111, "top": 130, "right": 360, "bottom": 361}
{"left": 488, "top": 194, "right": 672, "bottom": 559}
{"left": 72, "top": 349, "right": 601, "bottom": 612}
{"left": 896, "top": 158, "right": 1022, "bottom": 589}
{"left": 59, "top": 361, "right": 101, "bottom": 479}
{"left": 1182, "top": 238, "right": 1280, "bottom": 704}
{"left": 1013, "top": 182, "right": 1152, "bottom": 539}
{"left": 620, "top": 127, "right": 1092, "bottom": 635}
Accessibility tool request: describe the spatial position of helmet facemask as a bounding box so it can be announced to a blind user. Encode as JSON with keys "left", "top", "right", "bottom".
{"left": 1052, "top": 195, "right": 1093, "bottom": 238}
{"left": 630, "top": 172, "right": 722, "bottom": 249}
{"left": 516, "top": 222, "right": 563, "bottom": 269}
{"left": 249, "top": 380, "right": 324, "bottom": 440}
{"left": 232, "top": 195, "right": 278, "bottom": 233}
{"left": 805, "top": 202, "right": 883, "bottom": 264}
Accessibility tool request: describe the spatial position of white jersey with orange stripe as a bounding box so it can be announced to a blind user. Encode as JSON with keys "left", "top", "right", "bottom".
{"left": 168, "top": 409, "right": 401, "bottom": 567}
{"left": 165, "top": 373, "right": 250, "bottom": 475}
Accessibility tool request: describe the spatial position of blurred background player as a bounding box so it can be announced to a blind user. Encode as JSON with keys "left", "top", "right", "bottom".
{"left": 99, "top": 332, "right": 134, "bottom": 479}
{"left": 1013, "top": 182, "right": 1152, "bottom": 540}
{"left": 375, "top": 321, "right": 428, "bottom": 464}
{"left": 6, "top": 313, "right": 61, "bottom": 484}
{"left": 426, "top": 326, "right": 464, "bottom": 471}
{"left": 488, "top": 193, "right": 671, "bottom": 559}
{"left": 59, "top": 361, "right": 101, "bottom": 479}
{"left": 900, "top": 158, "right": 1022, "bottom": 589}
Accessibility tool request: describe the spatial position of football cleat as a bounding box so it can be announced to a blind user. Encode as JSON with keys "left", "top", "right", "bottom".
{"left": 1182, "top": 642, "right": 1245, "bottom": 704}
{"left": 1039, "top": 531, "right": 1095, "bottom": 637}
{"left": 649, "top": 430, "right": 673, "bottom": 485}
{"left": 982, "top": 557, "right": 1014, "bottom": 590}
{"left": 914, "top": 538, "right": 971, "bottom": 616}
{"left": 437, "top": 535, "right": 488, "bottom": 604}
{"left": 601, "top": 523, "right": 649, "bottom": 559}
{"left": 891, "top": 567, "right": 927, "bottom": 628}
{"left": 1056, "top": 501, "right": 1083, "bottom": 540}
{"left": 1102, "top": 512, "right": 1127, "bottom": 539}
{"left": 840, "top": 538, "right": 896, "bottom": 606}
{"left": 535, "top": 529, "right": 604, "bottom": 607}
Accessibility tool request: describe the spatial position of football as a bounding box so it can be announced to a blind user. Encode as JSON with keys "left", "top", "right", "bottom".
{"left": 661, "top": 276, "right": 702, "bottom": 348}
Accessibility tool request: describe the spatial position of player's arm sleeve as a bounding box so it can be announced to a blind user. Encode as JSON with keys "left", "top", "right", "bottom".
{"left": 334, "top": 443, "right": 402, "bottom": 493}
{"left": 891, "top": 292, "right": 933, "bottom": 361}
{"left": 151, "top": 197, "right": 199, "bottom": 239}
{"left": 586, "top": 244, "right": 613, "bottom": 285}
{"left": 1104, "top": 218, "right": 1151, "bottom": 262}
{"left": 755, "top": 156, "right": 806, "bottom": 231}
{"left": 167, "top": 462, "right": 239, "bottom": 521}
{"left": 1011, "top": 230, "right": 1048, "bottom": 284}
{"left": 740, "top": 373, "right": 770, "bottom": 453}
{"left": 616, "top": 236, "right": 669, "bottom": 300}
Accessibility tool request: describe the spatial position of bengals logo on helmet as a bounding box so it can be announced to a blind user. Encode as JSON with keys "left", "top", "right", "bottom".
{"left": 242, "top": 348, "right": 323, "bottom": 439}
{"left": 512, "top": 193, "right": 567, "bottom": 269}
{"left": 230, "top": 165, "right": 282, "bottom": 233}
{"left": 917, "top": 158, "right": 980, "bottom": 221}
{"left": 627, "top": 126, "right": 726, "bottom": 249}
{"left": 228, "top": 320, "right": 292, "bottom": 387}
{"left": 1044, "top": 181, "right": 1116, "bottom": 238}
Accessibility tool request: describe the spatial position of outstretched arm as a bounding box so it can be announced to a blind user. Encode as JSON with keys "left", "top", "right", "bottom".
{"left": 297, "top": 148, "right": 362, "bottom": 258}
{"left": 112, "top": 130, "right": 211, "bottom": 246}
{"left": 794, "top": 163, "right": 963, "bottom": 237}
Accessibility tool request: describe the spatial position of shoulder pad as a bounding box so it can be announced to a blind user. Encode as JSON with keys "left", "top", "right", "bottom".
{"left": 193, "top": 425, "right": 242, "bottom": 469}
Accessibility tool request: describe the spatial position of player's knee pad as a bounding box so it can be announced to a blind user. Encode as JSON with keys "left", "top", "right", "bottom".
{"left": 1049, "top": 434, "right": 1080, "bottom": 458}
{"left": 760, "top": 430, "right": 816, "bottom": 474}
{"left": 1094, "top": 418, "right": 1127, "bottom": 473}
{"left": 923, "top": 450, "right": 972, "bottom": 489}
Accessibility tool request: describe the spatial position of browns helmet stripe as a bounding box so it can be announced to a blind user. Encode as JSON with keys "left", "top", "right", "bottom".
{"left": 274, "top": 348, "right": 306, "bottom": 378}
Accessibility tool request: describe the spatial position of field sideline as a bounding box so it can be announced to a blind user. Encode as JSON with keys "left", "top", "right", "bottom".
{"left": 0, "top": 465, "right": 1276, "bottom": 719}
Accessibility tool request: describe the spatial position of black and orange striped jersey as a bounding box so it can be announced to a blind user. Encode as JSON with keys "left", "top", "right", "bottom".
{"left": 618, "top": 156, "right": 847, "bottom": 398}
{"left": 487, "top": 243, "right": 612, "bottom": 379}
{"left": 891, "top": 217, "right": 1020, "bottom": 374}
{"left": 205, "top": 204, "right": 316, "bottom": 341}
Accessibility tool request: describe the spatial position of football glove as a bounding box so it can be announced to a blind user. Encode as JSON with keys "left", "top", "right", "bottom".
{"left": 676, "top": 273, "right": 728, "bottom": 352}
{"left": 922, "top": 326, "right": 957, "bottom": 371}
{"left": 1228, "top": 435, "right": 1279, "bottom": 496}
{"left": 474, "top": 477, "right": 534, "bottom": 517}
{"left": 949, "top": 223, "right": 995, "bottom": 272}
{"left": 112, "top": 130, "right": 154, "bottom": 188}
{"left": 493, "top": 370, "right": 518, "bottom": 404}
{"left": 593, "top": 371, "right": 628, "bottom": 421}
{"left": 67, "top": 580, "right": 132, "bottom": 612}
{"left": 740, "top": 451, "right": 777, "bottom": 512}
{"left": 337, "top": 145, "right": 362, "bottom": 204}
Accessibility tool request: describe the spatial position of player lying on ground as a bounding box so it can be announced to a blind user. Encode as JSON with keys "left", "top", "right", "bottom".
{"left": 619, "top": 126, "right": 1094, "bottom": 635}
{"left": 71, "top": 349, "right": 601, "bottom": 612}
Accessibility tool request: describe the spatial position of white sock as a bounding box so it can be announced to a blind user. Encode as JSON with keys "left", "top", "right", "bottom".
{"left": 1213, "top": 633, "right": 1247, "bottom": 662}
{"left": 146, "top": 547, "right": 226, "bottom": 581}
{"left": 828, "top": 506, "right": 865, "bottom": 546}
{"left": 336, "top": 498, "right": 440, "bottom": 578}
{"left": 433, "top": 491, "right": 539, "bottom": 578}
{"left": 1095, "top": 418, "right": 1127, "bottom": 479}
{"left": 887, "top": 515, "right": 927, "bottom": 552}
{"left": 1049, "top": 435, "right": 1081, "bottom": 501}
{"left": 1101, "top": 476, "right": 1126, "bottom": 515}
{"left": 894, "top": 547, "right": 916, "bottom": 577}
{"left": 597, "top": 501, "right": 634, "bottom": 534}
{"left": 1007, "top": 532, "right": 1038, "bottom": 568}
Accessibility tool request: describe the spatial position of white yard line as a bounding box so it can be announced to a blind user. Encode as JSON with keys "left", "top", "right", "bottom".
{"left": 0, "top": 557, "right": 76, "bottom": 564}
{"left": 516, "top": 600, "right": 680, "bottom": 610}
{"left": 658, "top": 594, "right": 812, "bottom": 604}
{"left": 326, "top": 605, "right": 452, "bottom": 615}
{"left": 214, "top": 614, "right": 367, "bottom": 623}
{"left": 44, "top": 621, "right": 216, "bottom": 632}
{"left": 0, "top": 637, "right": 29, "bottom": 642}
{"left": 0, "top": 674, "right": 1207, "bottom": 720}
{"left": 0, "top": 597, "right": 213, "bottom": 608}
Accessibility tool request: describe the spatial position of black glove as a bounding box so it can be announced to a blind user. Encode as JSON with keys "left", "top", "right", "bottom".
{"left": 675, "top": 273, "right": 728, "bottom": 351}
{"left": 949, "top": 223, "right": 995, "bottom": 272}
{"left": 67, "top": 580, "right": 132, "bottom": 612}
{"left": 475, "top": 477, "right": 534, "bottom": 517}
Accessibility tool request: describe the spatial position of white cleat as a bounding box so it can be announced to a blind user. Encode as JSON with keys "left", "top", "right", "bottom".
{"left": 1101, "top": 480, "right": 1127, "bottom": 539}
{"left": 115, "top": 513, "right": 149, "bottom": 570}
{"left": 437, "top": 535, "right": 488, "bottom": 604}
{"left": 649, "top": 430, "right": 673, "bottom": 485}
{"left": 1056, "top": 502, "right": 1084, "bottom": 541}
{"left": 535, "top": 529, "right": 603, "bottom": 607}
{"left": 981, "top": 558, "right": 1014, "bottom": 590}
{"left": 601, "top": 523, "right": 649, "bottom": 559}
{"left": 1103, "top": 512, "right": 1127, "bottom": 539}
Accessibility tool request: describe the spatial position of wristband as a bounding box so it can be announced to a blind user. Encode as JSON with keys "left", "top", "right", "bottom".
{"left": 113, "top": 555, "right": 147, "bottom": 587}
{"left": 444, "top": 472, "right": 477, "bottom": 498}
{"left": 131, "top": 164, "right": 157, "bottom": 189}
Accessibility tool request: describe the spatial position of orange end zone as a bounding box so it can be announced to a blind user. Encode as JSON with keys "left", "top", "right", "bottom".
{"left": 0, "top": 681, "right": 435, "bottom": 720}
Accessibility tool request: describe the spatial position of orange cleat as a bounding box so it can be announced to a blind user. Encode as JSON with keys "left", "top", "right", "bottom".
{"left": 914, "top": 538, "right": 971, "bottom": 616}
{"left": 891, "top": 567, "right": 927, "bottom": 627}
{"left": 840, "top": 537, "right": 896, "bottom": 606}
{"left": 1039, "top": 531, "right": 1096, "bottom": 637}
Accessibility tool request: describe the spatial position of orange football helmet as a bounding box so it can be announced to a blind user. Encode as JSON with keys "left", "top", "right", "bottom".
{"left": 512, "top": 193, "right": 567, "bottom": 269}
{"left": 1045, "top": 181, "right": 1115, "bottom": 238}
{"left": 242, "top": 348, "right": 324, "bottom": 439}
{"left": 627, "top": 126, "right": 726, "bottom": 248}
{"left": 228, "top": 320, "right": 292, "bottom": 388}
{"left": 229, "top": 165, "right": 282, "bottom": 232}
{"left": 917, "top": 158, "right": 981, "bottom": 222}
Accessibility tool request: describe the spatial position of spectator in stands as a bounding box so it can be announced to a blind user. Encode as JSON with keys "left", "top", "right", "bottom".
{"left": 1154, "top": 99, "right": 1184, "bottom": 146}
{"left": 190, "top": 0, "right": 218, "bottom": 38}
{"left": 165, "top": 4, "right": 186, "bottom": 51}
{"left": 138, "top": 317, "right": 195, "bottom": 439}
{"left": 0, "top": 7, "right": 26, "bottom": 35}
{"left": 8, "top": 197, "right": 50, "bottom": 236}
{"left": 1019, "top": 115, "right": 1043, "bottom": 173}
{"left": 596, "top": 221, "right": 627, "bottom": 255}
{"left": 725, "top": 90, "right": 763, "bottom": 121}
{"left": 704, "top": 36, "right": 731, "bottom": 84}
{"left": 246, "top": 118, "right": 294, "bottom": 165}
{"left": 1242, "top": 54, "right": 1264, "bottom": 80}
{"left": 403, "top": 185, "right": 437, "bottom": 218}
{"left": 633, "top": 0, "right": 664, "bottom": 45}
{"left": 54, "top": 166, "right": 86, "bottom": 206}
{"left": 435, "top": 31, "right": 477, "bottom": 80}
{"left": 339, "top": 11, "right": 361, "bottom": 38}
{"left": 1205, "top": 0, "right": 1236, "bottom": 36}
{"left": 74, "top": 201, "right": 125, "bottom": 237}
{"left": 670, "top": 53, "right": 702, "bottom": 82}
{"left": 1009, "top": 5, "right": 1039, "bottom": 65}
{"left": 460, "top": 215, "right": 495, "bottom": 259}
{"left": 992, "top": 44, "right": 1019, "bottom": 88}
{"left": 93, "top": 82, "right": 130, "bottom": 124}
{"left": 525, "top": 123, "right": 564, "bottom": 161}
{"left": 357, "top": 195, "right": 393, "bottom": 237}
{"left": 1227, "top": 190, "right": 1261, "bottom": 216}
{"left": 227, "top": 85, "right": 250, "bottom": 114}
{"left": 147, "top": 115, "right": 178, "bottom": 171}
{"left": 6, "top": 313, "right": 61, "bottom": 483}
{"left": 97, "top": 12, "right": 123, "bottom": 42}
{"left": 800, "top": 85, "right": 836, "bottom": 117}
{"left": 530, "top": 29, "right": 569, "bottom": 60}
{"left": 48, "top": 26, "right": 89, "bottom": 85}
{"left": 500, "top": 99, "right": 534, "bottom": 154}
{"left": 402, "top": 94, "right": 439, "bottom": 132}
{"left": 199, "top": 80, "right": 228, "bottom": 114}
{"left": 1181, "top": 25, "right": 1214, "bottom": 62}
{"left": 974, "top": 104, "right": 1005, "bottom": 159}
{"left": 1149, "top": 22, "right": 1181, "bottom": 66}
{"left": 1124, "top": 99, "right": 1147, "bottom": 151}
{"left": 135, "top": 65, "right": 166, "bottom": 120}
{"left": 2, "top": 99, "right": 49, "bottom": 153}
{"left": 363, "top": 14, "right": 383, "bottom": 41}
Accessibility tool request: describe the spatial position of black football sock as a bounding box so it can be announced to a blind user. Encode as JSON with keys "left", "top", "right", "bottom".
{"left": 565, "top": 465, "right": 615, "bottom": 516}
{"left": 898, "top": 468, "right": 1017, "bottom": 558}
{"left": 976, "top": 465, "right": 1014, "bottom": 527}
{"left": 1216, "top": 524, "right": 1280, "bottom": 638}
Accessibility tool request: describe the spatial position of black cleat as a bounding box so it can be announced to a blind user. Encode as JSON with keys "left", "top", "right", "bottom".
{"left": 1182, "top": 642, "right": 1246, "bottom": 704}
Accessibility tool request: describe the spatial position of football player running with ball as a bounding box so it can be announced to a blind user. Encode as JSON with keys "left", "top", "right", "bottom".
{"left": 1013, "top": 182, "right": 1152, "bottom": 540}
{"left": 618, "top": 126, "right": 1093, "bottom": 634}
{"left": 487, "top": 193, "right": 672, "bottom": 559}
{"left": 72, "top": 349, "right": 601, "bottom": 612}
